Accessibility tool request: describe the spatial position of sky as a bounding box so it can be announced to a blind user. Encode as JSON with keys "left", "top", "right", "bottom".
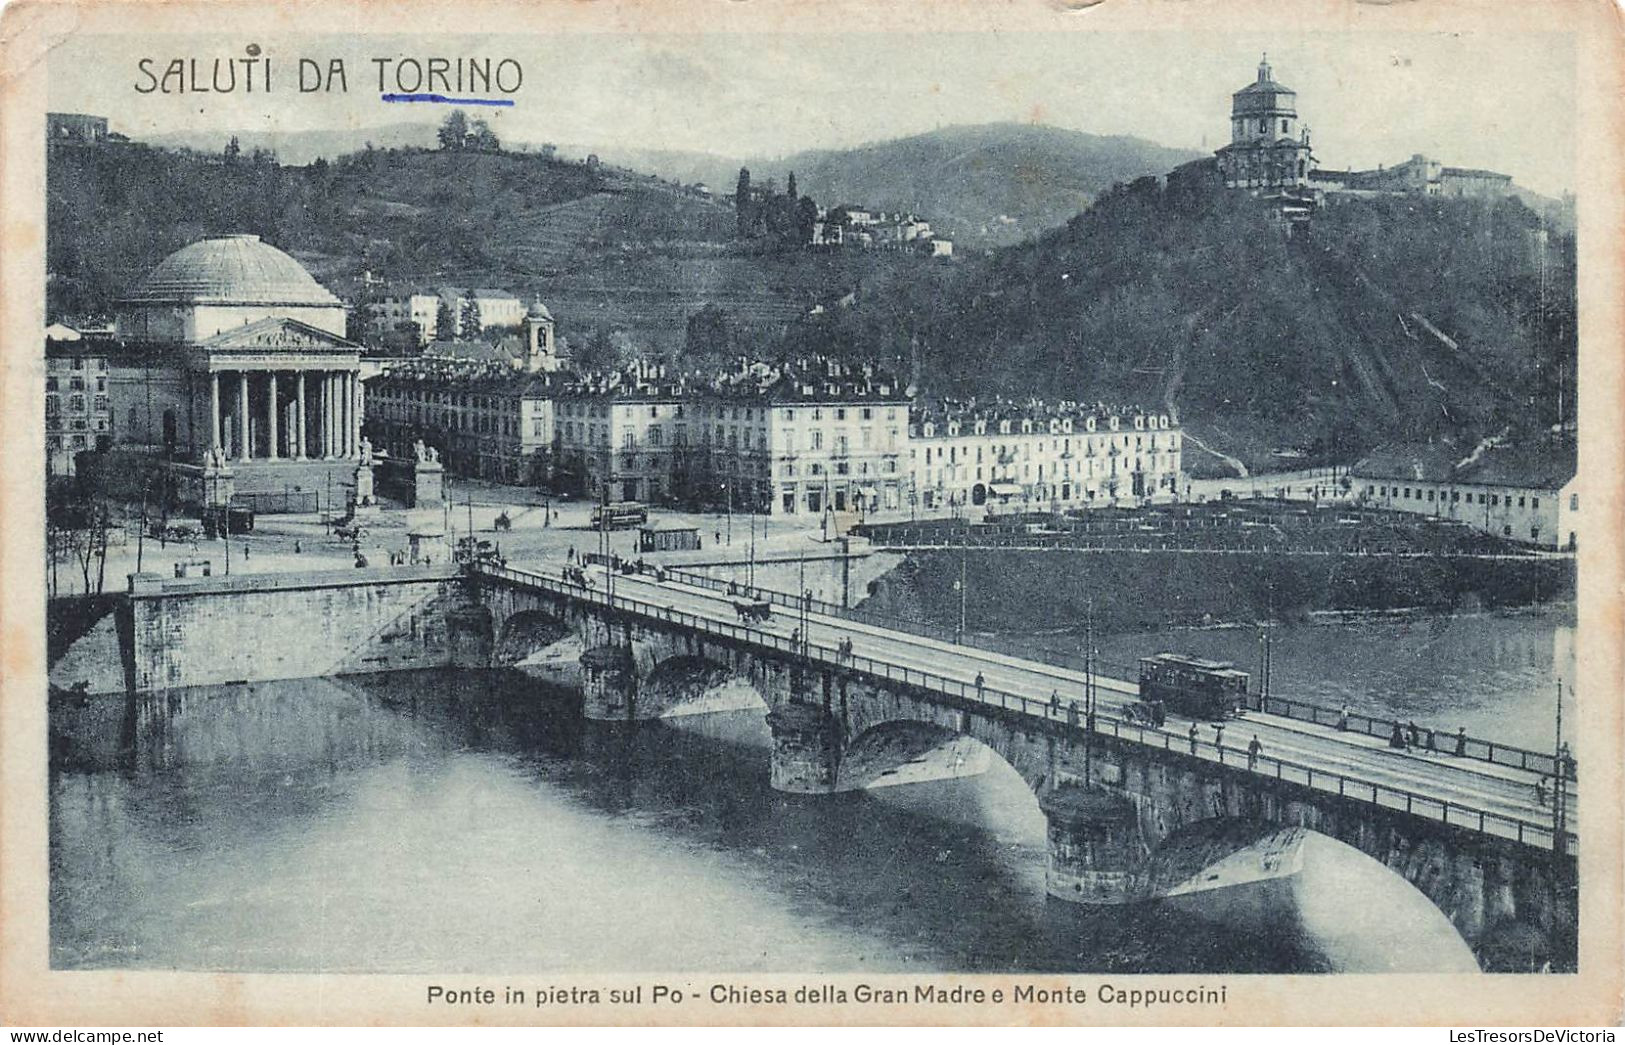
{"left": 49, "top": 30, "right": 1577, "bottom": 196}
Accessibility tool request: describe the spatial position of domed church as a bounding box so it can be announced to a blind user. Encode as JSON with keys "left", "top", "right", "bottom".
{"left": 108, "top": 234, "right": 365, "bottom": 507}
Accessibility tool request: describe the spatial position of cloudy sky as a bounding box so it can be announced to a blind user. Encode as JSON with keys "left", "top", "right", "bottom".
{"left": 50, "top": 30, "right": 1576, "bottom": 195}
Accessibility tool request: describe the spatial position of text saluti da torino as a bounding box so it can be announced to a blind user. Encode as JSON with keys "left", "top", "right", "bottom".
{"left": 424, "top": 983, "right": 1229, "bottom": 1010}
{"left": 134, "top": 55, "right": 523, "bottom": 94}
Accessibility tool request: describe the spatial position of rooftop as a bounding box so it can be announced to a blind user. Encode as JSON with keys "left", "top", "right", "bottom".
{"left": 1351, "top": 440, "right": 1576, "bottom": 490}
{"left": 120, "top": 235, "right": 341, "bottom": 308}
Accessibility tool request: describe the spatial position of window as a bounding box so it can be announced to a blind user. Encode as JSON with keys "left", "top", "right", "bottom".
{"left": 1571, "top": 493, "right": 1580, "bottom": 511}
{"left": 1518, "top": 496, "right": 1526, "bottom": 508}
{"left": 45, "top": 395, "right": 59, "bottom": 416}
{"left": 1531, "top": 497, "right": 1539, "bottom": 509}
{"left": 861, "top": 407, "right": 873, "bottom": 420}
{"left": 1451, "top": 491, "right": 1459, "bottom": 503}
{"left": 45, "top": 376, "right": 57, "bottom": 391}
{"left": 835, "top": 408, "right": 847, "bottom": 421}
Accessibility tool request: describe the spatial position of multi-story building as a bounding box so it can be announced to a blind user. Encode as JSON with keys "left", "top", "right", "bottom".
{"left": 435, "top": 287, "right": 526, "bottom": 336}
{"left": 45, "top": 335, "right": 113, "bottom": 476}
{"left": 1351, "top": 440, "right": 1579, "bottom": 549}
{"left": 744, "top": 360, "right": 911, "bottom": 517}
{"left": 364, "top": 290, "right": 442, "bottom": 345}
{"left": 554, "top": 358, "right": 911, "bottom": 516}
{"left": 366, "top": 358, "right": 563, "bottom": 485}
{"left": 909, "top": 399, "right": 1183, "bottom": 510}
{"left": 553, "top": 363, "right": 691, "bottom": 504}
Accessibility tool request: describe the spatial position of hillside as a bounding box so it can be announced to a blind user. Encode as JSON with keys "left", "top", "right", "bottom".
{"left": 588, "top": 123, "right": 1203, "bottom": 248}
{"left": 47, "top": 142, "right": 916, "bottom": 354}
{"left": 777, "top": 184, "right": 1575, "bottom": 471}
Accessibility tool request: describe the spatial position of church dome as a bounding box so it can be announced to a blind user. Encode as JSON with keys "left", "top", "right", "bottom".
{"left": 526, "top": 297, "right": 554, "bottom": 321}
{"left": 123, "top": 235, "right": 341, "bottom": 307}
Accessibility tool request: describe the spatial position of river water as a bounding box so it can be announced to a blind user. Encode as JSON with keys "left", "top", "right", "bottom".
{"left": 49, "top": 608, "right": 1569, "bottom": 974}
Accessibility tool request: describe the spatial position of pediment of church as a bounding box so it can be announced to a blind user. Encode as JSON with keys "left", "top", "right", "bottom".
{"left": 201, "top": 317, "right": 359, "bottom": 353}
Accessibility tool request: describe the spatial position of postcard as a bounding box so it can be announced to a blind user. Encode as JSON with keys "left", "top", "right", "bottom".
{"left": 1, "top": 0, "right": 1620, "bottom": 1027}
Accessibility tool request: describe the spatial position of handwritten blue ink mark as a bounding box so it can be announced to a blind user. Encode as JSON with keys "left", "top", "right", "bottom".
{"left": 381, "top": 93, "right": 514, "bottom": 107}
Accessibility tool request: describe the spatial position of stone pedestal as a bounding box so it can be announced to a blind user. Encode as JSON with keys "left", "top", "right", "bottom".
{"left": 766, "top": 700, "right": 843, "bottom": 793}
{"left": 414, "top": 458, "right": 444, "bottom": 509}
{"left": 579, "top": 643, "right": 643, "bottom": 722}
{"left": 201, "top": 461, "right": 235, "bottom": 509}
{"left": 352, "top": 460, "right": 378, "bottom": 516}
{"left": 1041, "top": 785, "right": 1145, "bottom": 904}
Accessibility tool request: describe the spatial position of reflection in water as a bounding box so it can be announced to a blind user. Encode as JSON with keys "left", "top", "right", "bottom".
{"left": 52, "top": 668, "right": 1379, "bottom": 975}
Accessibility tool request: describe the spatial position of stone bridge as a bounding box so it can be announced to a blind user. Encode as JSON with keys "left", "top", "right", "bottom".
{"left": 473, "top": 563, "right": 1577, "bottom": 970}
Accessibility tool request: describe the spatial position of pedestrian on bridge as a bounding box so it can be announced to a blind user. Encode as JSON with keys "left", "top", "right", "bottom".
{"left": 1213, "top": 723, "right": 1225, "bottom": 752}
{"left": 1247, "top": 735, "right": 1262, "bottom": 770}
{"left": 1337, "top": 705, "right": 1350, "bottom": 731}
{"left": 1407, "top": 720, "right": 1420, "bottom": 747}
{"left": 1389, "top": 721, "right": 1407, "bottom": 750}
{"left": 1535, "top": 775, "right": 1549, "bottom": 807}
{"left": 1050, "top": 690, "right": 1061, "bottom": 714}
{"left": 1189, "top": 722, "right": 1199, "bottom": 755}
{"left": 975, "top": 672, "right": 985, "bottom": 700}
{"left": 1066, "top": 700, "right": 1079, "bottom": 728}
{"left": 1425, "top": 728, "right": 1438, "bottom": 753}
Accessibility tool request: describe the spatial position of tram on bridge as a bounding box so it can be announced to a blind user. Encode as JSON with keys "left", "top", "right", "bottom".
{"left": 1130, "top": 653, "right": 1250, "bottom": 725}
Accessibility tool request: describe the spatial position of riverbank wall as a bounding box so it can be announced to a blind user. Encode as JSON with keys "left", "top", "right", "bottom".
{"left": 862, "top": 549, "right": 1574, "bottom": 635}
{"left": 118, "top": 566, "right": 488, "bottom": 692}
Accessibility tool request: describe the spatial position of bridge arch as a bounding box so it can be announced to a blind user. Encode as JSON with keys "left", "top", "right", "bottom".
{"left": 1143, "top": 817, "right": 1481, "bottom": 972}
{"left": 641, "top": 654, "right": 767, "bottom": 718}
{"left": 493, "top": 608, "right": 574, "bottom": 665}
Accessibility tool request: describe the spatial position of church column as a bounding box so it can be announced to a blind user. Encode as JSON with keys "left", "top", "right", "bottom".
{"left": 320, "top": 372, "right": 331, "bottom": 458}
{"left": 326, "top": 372, "right": 338, "bottom": 458}
{"left": 354, "top": 374, "right": 366, "bottom": 455}
{"left": 349, "top": 372, "right": 361, "bottom": 456}
{"left": 339, "top": 372, "right": 352, "bottom": 457}
{"left": 237, "top": 371, "right": 250, "bottom": 461}
{"left": 325, "top": 373, "right": 338, "bottom": 461}
{"left": 333, "top": 372, "right": 343, "bottom": 457}
{"left": 296, "top": 371, "right": 308, "bottom": 460}
{"left": 209, "top": 371, "right": 222, "bottom": 453}
{"left": 266, "top": 372, "right": 279, "bottom": 460}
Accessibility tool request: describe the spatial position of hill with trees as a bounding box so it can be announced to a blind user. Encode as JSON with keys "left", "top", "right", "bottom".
{"left": 773, "top": 182, "right": 1575, "bottom": 472}
{"left": 47, "top": 132, "right": 913, "bottom": 357}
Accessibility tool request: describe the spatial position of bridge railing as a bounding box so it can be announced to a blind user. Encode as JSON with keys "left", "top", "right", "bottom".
{"left": 647, "top": 563, "right": 1146, "bottom": 683}
{"left": 476, "top": 563, "right": 1578, "bottom": 855}
{"left": 646, "top": 563, "right": 1573, "bottom": 782}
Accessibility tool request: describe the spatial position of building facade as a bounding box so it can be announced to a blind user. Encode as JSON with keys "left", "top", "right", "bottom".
{"left": 366, "top": 360, "right": 561, "bottom": 485}
{"left": 1351, "top": 441, "right": 1579, "bottom": 549}
{"left": 909, "top": 400, "right": 1183, "bottom": 510}
{"left": 554, "top": 365, "right": 690, "bottom": 504}
{"left": 45, "top": 339, "right": 113, "bottom": 476}
{"left": 436, "top": 287, "right": 526, "bottom": 336}
{"left": 364, "top": 290, "right": 442, "bottom": 345}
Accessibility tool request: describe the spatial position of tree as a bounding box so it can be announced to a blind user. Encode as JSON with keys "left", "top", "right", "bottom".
{"left": 469, "top": 118, "right": 500, "bottom": 152}
{"left": 786, "top": 171, "right": 797, "bottom": 201}
{"left": 438, "top": 109, "right": 470, "bottom": 151}
{"left": 224, "top": 136, "right": 241, "bottom": 161}
{"left": 735, "top": 167, "right": 753, "bottom": 238}
{"left": 684, "top": 304, "right": 736, "bottom": 371}
{"left": 459, "top": 298, "right": 482, "bottom": 338}
{"left": 435, "top": 300, "right": 456, "bottom": 341}
{"left": 795, "top": 195, "right": 819, "bottom": 246}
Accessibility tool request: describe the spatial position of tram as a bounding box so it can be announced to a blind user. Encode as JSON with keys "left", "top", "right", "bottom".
{"left": 1129, "top": 652, "right": 1250, "bottom": 724}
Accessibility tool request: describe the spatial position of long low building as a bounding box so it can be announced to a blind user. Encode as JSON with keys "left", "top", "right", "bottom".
{"left": 1350, "top": 440, "right": 1578, "bottom": 550}
{"left": 909, "top": 398, "right": 1183, "bottom": 510}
